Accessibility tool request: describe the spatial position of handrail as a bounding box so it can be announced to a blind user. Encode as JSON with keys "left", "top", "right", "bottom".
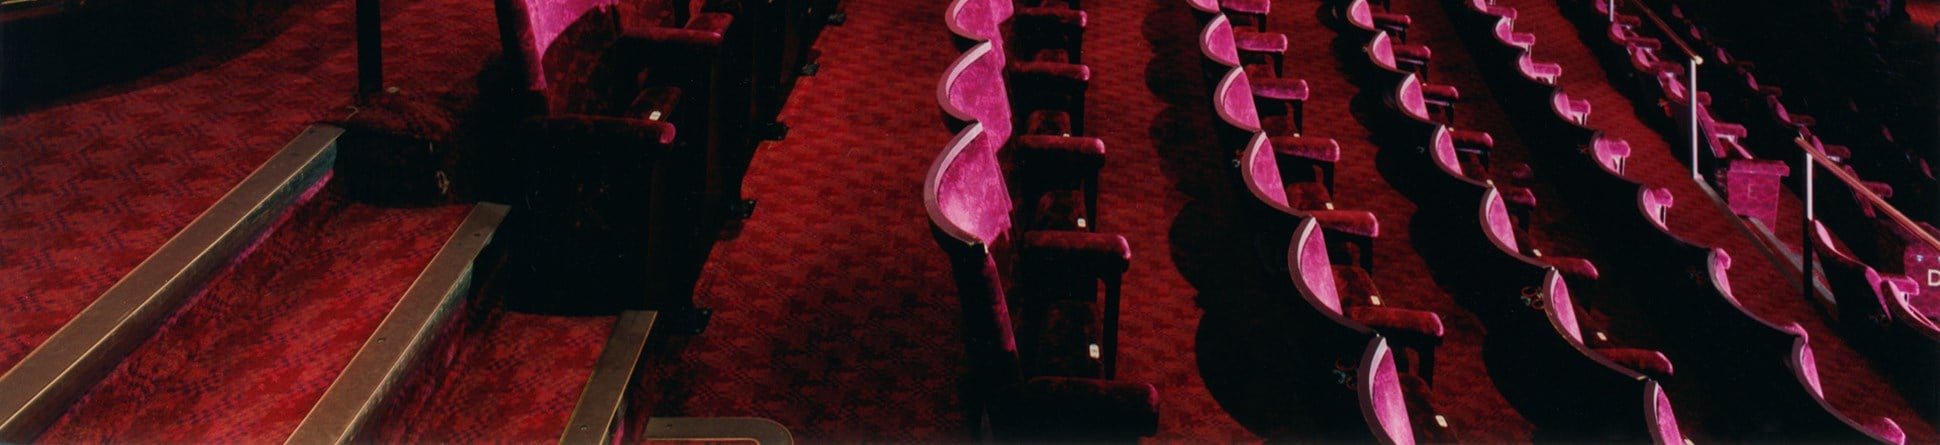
{"left": 1795, "top": 138, "right": 1940, "bottom": 252}
{"left": 1613, "top": 0, "right": 1702, "bottom": 64}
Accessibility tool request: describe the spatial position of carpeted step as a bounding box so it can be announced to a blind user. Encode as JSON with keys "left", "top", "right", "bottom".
{"left": 361, "top": 309, "right": 614, "bottom": 443}
{"left": 31, "top": 190, "right": 473, "bottom": 444}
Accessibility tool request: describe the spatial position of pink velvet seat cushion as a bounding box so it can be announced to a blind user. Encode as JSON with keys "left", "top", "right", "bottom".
{"left": 1597, "top": 347, "right": 1675, "bottom": 377}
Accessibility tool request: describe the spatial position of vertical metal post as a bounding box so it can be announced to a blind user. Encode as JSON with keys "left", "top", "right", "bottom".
{"left": 1608, "top": 0, "right": 1616, "bottom": 22}
{"left": 1689, "top": 57, "right": 1701, "bottom": 179}
{"left": 357, "top": 0, "right": 383, "bottom": 98}
{"left": 1803, "top": 148, "right": 1816, "bottom": 302}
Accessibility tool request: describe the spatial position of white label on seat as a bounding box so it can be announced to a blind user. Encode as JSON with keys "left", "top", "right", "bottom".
{"left": 648, "top": 111, "right": 664, "bottom": 121}
{"left": 1370, "top": 295, "right": 1382, "bottom": 306}
{"left": 1595, "top": 332, "right": 1608, "bottom": 342}
{"left": 1076, "top": 218, "right": 1088, "bottom": 229}
{"left": 1089, "top": 344, "right": 1101, "bottom": 359}
{"left": 1435, "top": 415, "right": 1448, "bottom": 428}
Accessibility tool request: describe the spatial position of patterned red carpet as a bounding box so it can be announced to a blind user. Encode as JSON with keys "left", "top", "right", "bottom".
{"left": 627, "top": 0, "right": 974, "bottom": 440}
{"left": 34, "top": 190, "right": 470, "bottom": 444}
{"left": 640, "top": 0, "right": 1270, "bottom": 440}
{"left": 1262, "top": 0, "right": 1540, "bottom": 441}
{"left": 1497, "top": 0, "right": 1936, "bottom": 441}
{"left": 0, "top": 0, "right": 499, "bottom": 372}
{"left": 368, "top": 311, "right": 614, "bottom": 444}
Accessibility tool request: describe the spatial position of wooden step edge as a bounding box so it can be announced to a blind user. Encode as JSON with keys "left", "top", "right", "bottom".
{"left": 283, "top": 202, "right": 511, "bottom": 445}
{"left": 554, "top": 312, "right": 794, "bottom": 445}
{"left": 642, "top": 417, "right": 795, "bottom": 445}
{"left": 0, "top": 124, "right": 344, "bottom": 443}
{"left": 559, "top": 310, "right": 660, "bottom": 445}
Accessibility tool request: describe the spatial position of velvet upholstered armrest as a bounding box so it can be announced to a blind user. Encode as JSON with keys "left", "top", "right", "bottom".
{"left": 523, "top": 115, "right": 679, "bottom": 148}
{"left": 1023, "top": 231, "right": 1133, "bottom": 276}
{"left": 1013, "top": 377, "right": 1162, "bottom": 438}
{"left": 1345, "top": 306, "right": 1445, "bottom": 339}
{"left": 620, "top": 13, "right": 734, "bottom": 50}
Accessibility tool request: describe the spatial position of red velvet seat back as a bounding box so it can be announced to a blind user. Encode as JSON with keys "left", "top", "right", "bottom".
{"left": 496, "top": 0, "right": 627, "bottom": 114}
{"left": 1199, "top": 16, "right": 1241, "bottom": 68}
{"left": 1396, "top": 74, "right": 1433, "bottom": 123}
{"left": 1647, "top": 382, "right": 1684, "bottom": 444}
{"left": 1429, "top": 127, "right": 1475, "bottom": 184}
{"left": 1545, "top": 269, "right": 1584, "bottom": 344}
{"left": 1368, "top": 32, "right": 1401, "bottom": 72}
{"left": 1358, "top": 339, "right": 1416, "bottom": 445}
{"left": 1240, "top": 133, "right": 1291, "bottom": 212}
{"left": 1290, "top": 218, "right": 1346, "bottom": 317}
{"left": 1214, "top": 68, "right": 1262, "bottom": 132}
{"left": 1346, "top": 0, "right": 1377, "bottom": 32}
{"left": 946, "top": 0, "right": 1012, "bottom": 46}
{"left": 927, "top": 123, "right": 1024, "bottom": 389}
{"left": 939, "top": 42, "right": 1015, "bottom": 138}
{"left": 1481, "top": 188, "right": 1521, "bottom": 254}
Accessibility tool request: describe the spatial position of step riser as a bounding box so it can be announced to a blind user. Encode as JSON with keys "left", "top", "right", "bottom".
{"left": 0, "top": 125, "right": 342, "bottom": 443}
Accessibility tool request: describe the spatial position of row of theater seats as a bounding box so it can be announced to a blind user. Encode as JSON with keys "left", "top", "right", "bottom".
{"left": 1189, "top": 2, "right": 1460, "bottom": 443}
{"left": 1619, "top": 0, "right": 1940, "bottom": 412}
{"left": 1612, "top": 0, "right": 1940, "bottom": 350}
{"left": 1290, "top": 0, "right": 1687, "bottom": 440}
{"left": 1442, "top": 0, "right": 1910, "bottom": 442}
{"left": 1677, "top": 0, "right": 1937, "bottom": 214}
{"left": 487, "top": 0, "right": 837, "bottom": 309}
{"left": 927, "top": 0, "right": 1161, "bottom": 441}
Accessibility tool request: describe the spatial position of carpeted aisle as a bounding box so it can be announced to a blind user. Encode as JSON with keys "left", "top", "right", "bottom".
{"left": 644, "top": 0, "right": 1267, "bottom": 440}
{"left": 1265, "top": 0, "right": 1540, "bottom": 440}
{"left": 634, "top": 0, "right": 971, "bottom": 440}
{"left": 0, "top": 0, "right": 499, "bottom": 372}
{"left": 34, "top": 191, "right": 471, "bottom": 444}
{"left": 1495, "top": 0, "right": 1936, "bottom": 440}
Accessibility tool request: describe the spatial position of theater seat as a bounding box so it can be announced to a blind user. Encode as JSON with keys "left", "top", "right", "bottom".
{"left": 1518, "top": 52, "right": 1562, "bottom": 85}
{"left": 1493, "top": 18, "right": 1536, "bottom": 50}
{"left": 1396, "top": 73, "right": 1460, "bottom": 123}
{"left": 1221, "top": 0, "right": 1271, "bottom": 31}
{"left": 1291, "top": 219, "right": 1442, "bottom": 384}
{"left": 1809, "top": 221, "right": 1896, "bottom": 327}
{"left": 927, "top": 124, "right": 1161, "bottom": 443}
{"left": 1346, "top": 0, "right": 1414, "bottom": 42}
{"left": 1463, "top": 0, "right": 1517, "bottom": 20}
{"left": 1369, "top": 31, "right": 1432, "bottom": 77}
